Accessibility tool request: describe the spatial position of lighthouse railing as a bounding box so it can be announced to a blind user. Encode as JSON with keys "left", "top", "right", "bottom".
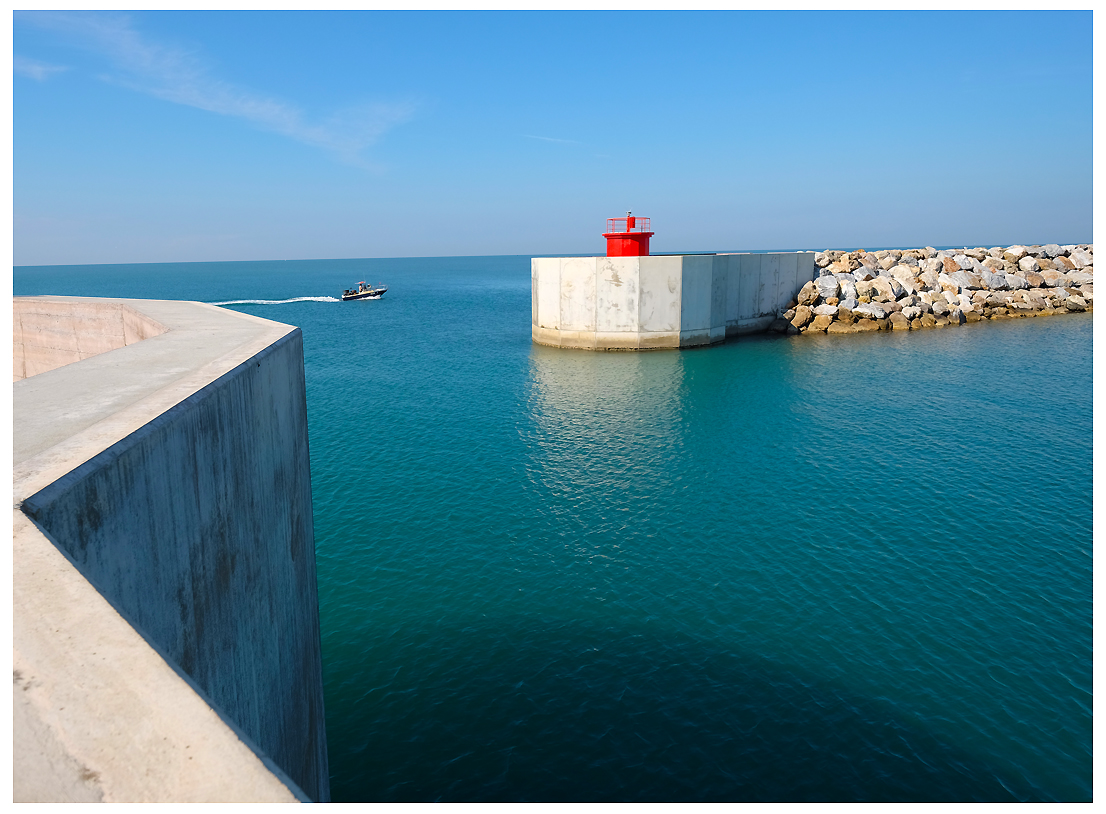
{"left": 604, "top": 217, "right": 651, "bottom": 234}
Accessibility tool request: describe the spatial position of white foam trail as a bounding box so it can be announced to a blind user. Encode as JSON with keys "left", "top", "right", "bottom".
{"left": 210, "top": 296, "right": 341, "bottom": 305}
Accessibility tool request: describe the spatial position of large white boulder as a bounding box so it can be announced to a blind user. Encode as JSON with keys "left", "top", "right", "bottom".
{"left": 1018, "top": 256, "right": 1040, "bottom": 274}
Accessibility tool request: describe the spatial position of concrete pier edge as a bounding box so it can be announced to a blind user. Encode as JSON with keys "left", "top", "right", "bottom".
{"left": 13, "top": 296, "right": 329, "bottom": 802}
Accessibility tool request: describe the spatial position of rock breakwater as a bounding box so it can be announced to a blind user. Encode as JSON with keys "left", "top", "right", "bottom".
{"left": 773, "top": 244, "right": 1093, "bottom": 335}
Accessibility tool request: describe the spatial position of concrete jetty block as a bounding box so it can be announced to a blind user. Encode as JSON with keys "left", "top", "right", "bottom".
{"left": 533, "top": 252, "right": 815, "bottom": 350}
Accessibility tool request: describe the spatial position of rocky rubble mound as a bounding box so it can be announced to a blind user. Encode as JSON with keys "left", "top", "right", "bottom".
{"left": 772, "top": 244, "right": 1093, "bottom": 335}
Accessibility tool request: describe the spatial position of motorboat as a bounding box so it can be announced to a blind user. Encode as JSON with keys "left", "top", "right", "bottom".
{"left": 342, "top": 281, "right": 388, "bottom": 301}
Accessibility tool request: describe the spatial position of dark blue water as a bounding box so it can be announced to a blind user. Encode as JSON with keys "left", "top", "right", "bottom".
{"left": 15, "top": 256, "right": 1093, "bottom": 802}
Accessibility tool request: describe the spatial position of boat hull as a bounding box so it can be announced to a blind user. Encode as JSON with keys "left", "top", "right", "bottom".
{"left": 341, "top": 286, "right": 387, "bottom": 301}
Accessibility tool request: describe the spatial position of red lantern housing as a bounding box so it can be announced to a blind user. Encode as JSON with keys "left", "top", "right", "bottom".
{"left": 603, "top": 212, "right": 653, "bottom": 257}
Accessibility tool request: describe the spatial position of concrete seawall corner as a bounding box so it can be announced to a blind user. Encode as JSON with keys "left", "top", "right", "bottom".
{"left": 13, "top": 296, "right": 330, "bottom": 802}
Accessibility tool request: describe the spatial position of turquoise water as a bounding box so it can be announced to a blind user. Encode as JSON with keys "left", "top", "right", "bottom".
{"left": 15, "top": 256, "right": 1092, "bottom": 801}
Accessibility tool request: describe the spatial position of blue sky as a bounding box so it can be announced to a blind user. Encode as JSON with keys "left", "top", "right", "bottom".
{"left": 14, "top": 10, "right": 1093, "bottom": 266}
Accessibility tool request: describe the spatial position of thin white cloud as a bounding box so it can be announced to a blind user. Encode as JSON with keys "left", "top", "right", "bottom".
{"left": 524, "top": 134, "right": 580, "bottom": 144}
{"left": 15, "top": 11, "right": 415, "bottom": 168}
{"left": 14, "top": 56, "right": 68, "bottom": 81}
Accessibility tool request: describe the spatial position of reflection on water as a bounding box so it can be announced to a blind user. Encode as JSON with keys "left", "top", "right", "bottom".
{"left": 524, "top": 346, "right": 689, "bottom": 573}
{"left": 527, "top": 345, "right": 686, "bottom": 491}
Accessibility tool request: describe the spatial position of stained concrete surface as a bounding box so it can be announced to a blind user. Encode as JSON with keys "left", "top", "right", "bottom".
{"left": 532, "top": 253, "right": 816, "bottom": 350}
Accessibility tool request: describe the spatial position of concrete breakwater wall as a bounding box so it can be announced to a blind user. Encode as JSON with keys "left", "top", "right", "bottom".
{"left": 773, "top": 243, "right": 1093, "bottom": 335}
{"left": 532, "top": 252, "right": 815, "bottom": 350}
{"left": 14, "top": 297, "right": 328, "bottom": 802}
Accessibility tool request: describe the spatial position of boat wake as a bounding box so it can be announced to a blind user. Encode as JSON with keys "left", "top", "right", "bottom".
{"left": 210, "top": 296, "right": 340, "bottom": 306}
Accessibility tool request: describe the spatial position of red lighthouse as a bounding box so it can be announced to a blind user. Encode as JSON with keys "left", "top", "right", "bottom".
{"left": 603, "top": 211, "right": 653, "bottom": 257}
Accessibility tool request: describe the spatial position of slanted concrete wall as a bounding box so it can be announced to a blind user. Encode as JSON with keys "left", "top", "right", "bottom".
{"left": 14, "top": 297, "right": 168, "bottom": 381}
{"left": 14, "top": 297, "right": 329, "bottom": 802}
{"left": 532, "top": 252, "right": 815, "bottom": 350}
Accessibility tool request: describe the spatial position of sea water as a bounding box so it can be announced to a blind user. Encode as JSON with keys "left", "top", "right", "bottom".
{"left": 15, "top": 256, "right": 1092, "bottom": 802}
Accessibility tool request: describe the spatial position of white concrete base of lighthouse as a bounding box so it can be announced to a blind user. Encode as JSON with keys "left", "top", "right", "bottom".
{"left": 531, "top": 252, "right": 815, "bottom": 350}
